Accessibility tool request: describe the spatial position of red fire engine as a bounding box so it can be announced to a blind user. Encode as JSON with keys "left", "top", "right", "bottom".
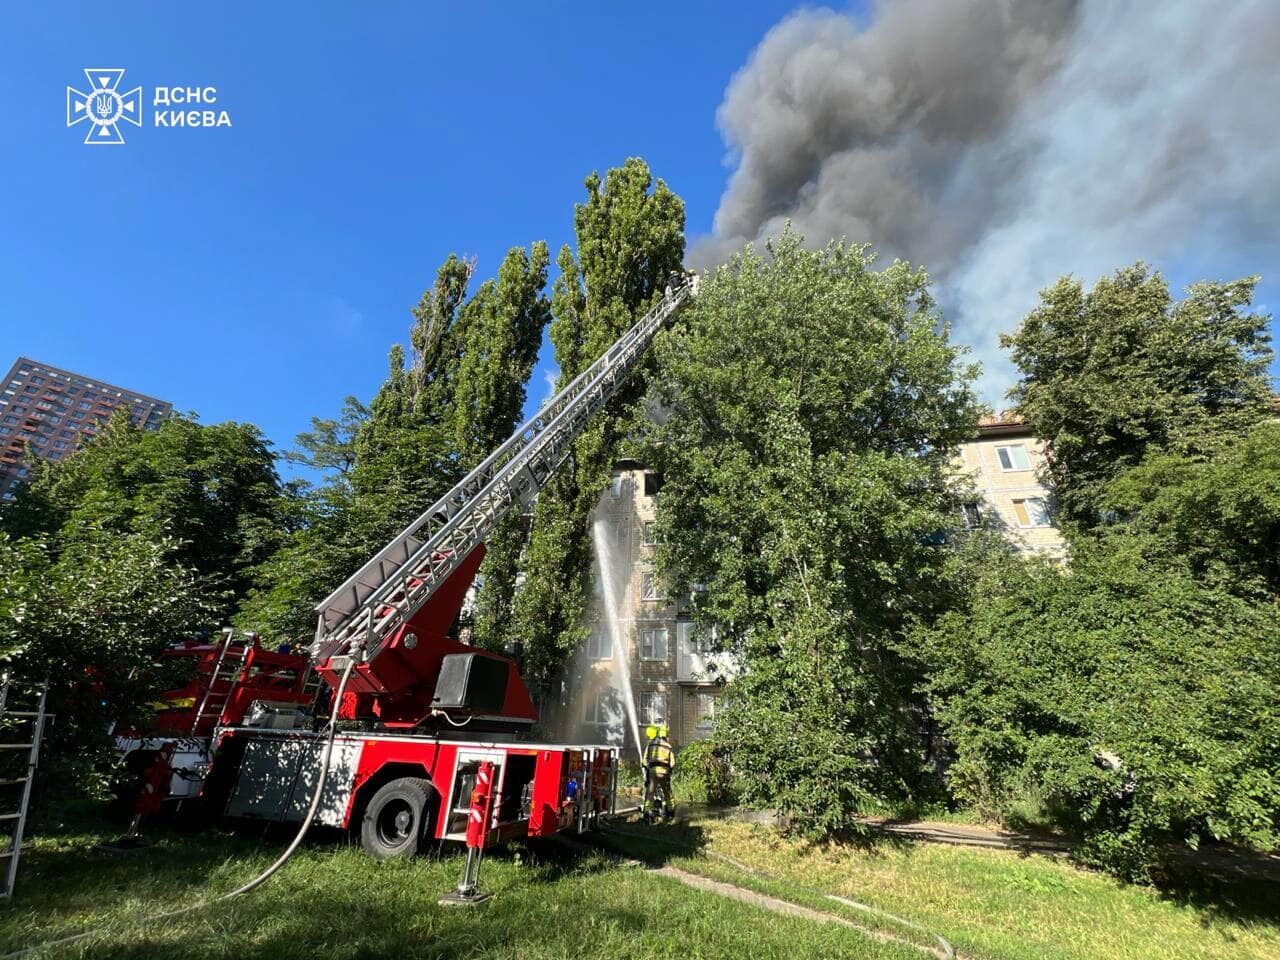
{"left": 113, "top": 277, "right": 696, "bottom": 896}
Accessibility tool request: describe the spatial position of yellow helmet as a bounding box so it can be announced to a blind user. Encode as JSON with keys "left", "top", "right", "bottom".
{"left": 657, "top": 723, "right": 669, "bottom": 739}
{"left": 645, "top": 724, "right": 658, "bottom": 741}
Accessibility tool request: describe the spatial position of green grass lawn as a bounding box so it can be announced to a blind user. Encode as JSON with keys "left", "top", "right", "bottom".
{"left": 0, "top": 816, "right": 917, "bottom": 960}
{"left": 3, "top": 809, "right": 1277, "bottom": 959}
{"left": 600, "top": 817, "right": 1280, "bottom": 960}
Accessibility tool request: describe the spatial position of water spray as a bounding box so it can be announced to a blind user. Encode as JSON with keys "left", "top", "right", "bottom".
{"left": 592, "top": 518, "right": 643, "bottom": 763}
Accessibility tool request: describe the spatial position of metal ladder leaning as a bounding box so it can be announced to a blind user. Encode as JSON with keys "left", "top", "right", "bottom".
{"left": 0, "top": 674, "right": 49, "bottom": 899}
{"left": 189, "top": 628, "right": 247, "bottom": 735}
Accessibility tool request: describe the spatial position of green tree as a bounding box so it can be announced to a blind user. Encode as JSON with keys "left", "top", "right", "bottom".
{"left": 282, "top": 395, "right": 369, "bottom": 477}
{"left": 1100, "top": 420, "right": 1280, "bottom": 597}
{"left": 0, "top": 530, "right": 214, "bottom": 783}
{"left": 240, "top": 245, "right": 550, "bottom": 641}
{"left": 649, "top": 231, "right": 981, "bottom": 834}
{"left": 1, "top": 411, "right": 287, "bottom": 617}
{"left": 512, "top": 158, "right": 685, "bottom": 683}
{"left": 916, "top": 543, "right": 1280, "bottom": 878}
{"left": 1002, "top": 265, "right": 1274, "bottom": 530}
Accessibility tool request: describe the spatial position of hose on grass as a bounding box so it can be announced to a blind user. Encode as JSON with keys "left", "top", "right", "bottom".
{"left": 603, "top": 820, "right": 956, "bottom": 960}
{"left": 4, "top": 654, "right": 358, "bottom": 959}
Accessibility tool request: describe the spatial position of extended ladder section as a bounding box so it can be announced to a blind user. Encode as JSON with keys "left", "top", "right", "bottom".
{"left": 313, "top": 279, "right": 695, "bottom": 667}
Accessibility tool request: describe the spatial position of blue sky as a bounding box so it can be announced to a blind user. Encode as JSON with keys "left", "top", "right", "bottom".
{"left": 0, "top": 2, "right": 806, "bottom": 476}
{"left": 1, "top": 1, "right": 1275, "bottom": 481}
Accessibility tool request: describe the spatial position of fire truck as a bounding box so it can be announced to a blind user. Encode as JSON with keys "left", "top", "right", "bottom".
{"left": 114, "top": 277, "right": 696, "bottom": 888}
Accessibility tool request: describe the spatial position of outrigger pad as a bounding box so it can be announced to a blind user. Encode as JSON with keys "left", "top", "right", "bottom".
{"left": 95, "top": 834, "right": 152, "bottom": 855}
{"left": 438, "top": 889, "right": 493, "bottom": 907}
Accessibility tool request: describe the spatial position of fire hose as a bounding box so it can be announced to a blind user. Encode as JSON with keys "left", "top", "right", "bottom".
{"left": 4, "top": 654, "right": 358, "bottom": 959}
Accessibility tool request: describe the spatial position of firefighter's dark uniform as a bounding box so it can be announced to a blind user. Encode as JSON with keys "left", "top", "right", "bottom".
{"left": 644, "top": 734, "right": 675, "bottom": 819}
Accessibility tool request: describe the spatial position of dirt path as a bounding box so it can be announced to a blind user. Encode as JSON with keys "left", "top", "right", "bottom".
{"left": 712, "top": 807, "right": 1280, "bottom": 882}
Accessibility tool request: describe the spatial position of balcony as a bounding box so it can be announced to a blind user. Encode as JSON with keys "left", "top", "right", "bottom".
{"left": 675, "top": 624, "right": 739, "bottom": 684}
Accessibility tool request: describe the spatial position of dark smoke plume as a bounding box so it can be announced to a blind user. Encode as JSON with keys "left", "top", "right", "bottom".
{"left": 694, "top": 1, "right": 1280, "bottom": 398}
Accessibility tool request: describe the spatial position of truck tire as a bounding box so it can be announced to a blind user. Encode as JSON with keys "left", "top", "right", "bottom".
{"left": 360, "top": 777, "right": 434, "bottom": 860}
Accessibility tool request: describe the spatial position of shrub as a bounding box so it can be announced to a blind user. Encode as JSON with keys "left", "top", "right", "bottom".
{"left": 916, "top": 544, "right": 1280, "bottom": 879}
{"left": 673, "top": 737, "right": 737, "bottom": 806}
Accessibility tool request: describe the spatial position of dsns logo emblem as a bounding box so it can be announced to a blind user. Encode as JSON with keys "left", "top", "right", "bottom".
{"left": 66, "top": 68, "right": 142, "bottom": 144}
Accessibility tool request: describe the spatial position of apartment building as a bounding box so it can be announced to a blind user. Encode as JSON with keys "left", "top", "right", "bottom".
{"left": 567, "top": 460, "right": 734, "bottom": 749}
{"left": 0, "top": 357, "right": 172, "bottom": 499}
{"left": 954, "top": 410, "right": 1065, "bottom": 557}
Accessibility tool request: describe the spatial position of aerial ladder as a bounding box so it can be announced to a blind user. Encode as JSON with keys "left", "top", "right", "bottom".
{"left": 109, "top": 275, "right": 697, "bottom": 878}
{"left": 309, "top": 275, "right": 697, "bottom": 728}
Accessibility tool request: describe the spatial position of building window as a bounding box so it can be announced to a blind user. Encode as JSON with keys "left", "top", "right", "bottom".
{"left": 608, "top": 474, "right": 624, "bottom": 498}
{"left": 1012, "top": 497, "right": 1052, "bottom": 528}
{"left": 641, "top": 572, "right": 664, "bottom": 602}
{"left": 642, "top": 521, "right": 658, "bottom": 545}
{"left": 583, "top": 690, "right": 613, "bottom": 726}
{"left": 52, "top": 440, "right": 67, "bottom": 450}
{"left": 23, "top": 386, "right": 37, "bottom": 394}
{"left": 29, "top": 376, "right": 43, "bottom": 385}
{"left": 643, "top": 472, "right": 663, "bottom": 497}
{"left": 77, "top": 401, "right": 91, "bottom": 410}
{"left": 640, "top": 691, "right": 668, "bottom": 725}
{"left": 694, "top": 693, "right": 716, "bottom": 732}
{"left": 960, "top": 503, "right": 982, "bottom": 529}
{"left": 586, "top": 627, "right": 612, "bottom": 661}
{"left": 640, "top": 626, "right": 669, "bottom": 662}
{"left": 995, "top": 444, "right": 1031, "bottom": 471}
{"left": 677, "top": 621, "right": 712, "bottom": 656}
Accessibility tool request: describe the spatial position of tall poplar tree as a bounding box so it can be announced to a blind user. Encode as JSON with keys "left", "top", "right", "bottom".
{"left": 240, "top": 244, "right": 550, "bottom": 639}
{"left": 511, "top": 158, "right": 685, "bottom": 684}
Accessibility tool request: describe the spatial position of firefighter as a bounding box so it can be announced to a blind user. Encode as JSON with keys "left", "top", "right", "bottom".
{"left": 643, "top": 721, "right": 675, "bottom": 822}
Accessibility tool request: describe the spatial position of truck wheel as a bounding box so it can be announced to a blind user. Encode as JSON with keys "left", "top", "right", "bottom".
{"left": 360, "top": 777, "right": 433, "bottom": 860}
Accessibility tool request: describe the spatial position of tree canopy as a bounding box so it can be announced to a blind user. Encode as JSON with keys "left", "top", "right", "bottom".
{"left": 1, "top": 411, "right": 287, "bottom": 617}
{"left": 648, "top": 231, "right": 981, "bottom": 833}
{"left": 1001, "top": 264, "right": 1274, "bottom": 530}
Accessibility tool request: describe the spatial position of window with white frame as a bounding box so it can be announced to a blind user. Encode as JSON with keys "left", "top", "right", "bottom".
{"left": 676, "top": 621, "right": 709, "bottom": 655}
{"left": 640, "top": 626, "right": 669, "bottom": 661}
{"left": 608, "top": 474, "right": 624, "bottom": 498}
{"left": 640, "top": 690, "right": 668, "bottom": 725}
{"left": 995, "top": 444, "right": 1031, "bottom": 471}
{"left": 586, "top": 627, "right": 612, "bottom": 661}
{"left": 642, "top": 520, "right": 658, "bottom": 545}
{"left": 1012, "top": 497, "right": 1052, "bottom": 527}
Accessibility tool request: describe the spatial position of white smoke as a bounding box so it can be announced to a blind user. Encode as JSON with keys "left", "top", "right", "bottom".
{"left": 694, "top": 1, "right": 1280, "bottom": 400}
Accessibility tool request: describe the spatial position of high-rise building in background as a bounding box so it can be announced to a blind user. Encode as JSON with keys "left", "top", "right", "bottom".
{"left": 0, "top": 357, "right": 172, "bottom": 499}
